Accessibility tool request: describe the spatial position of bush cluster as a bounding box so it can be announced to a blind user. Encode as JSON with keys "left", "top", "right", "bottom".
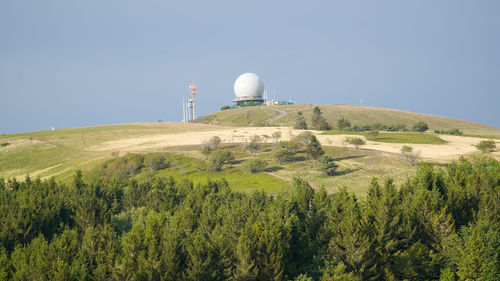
{"left": 434, "top": 128, "right": 463, "bottom": 135}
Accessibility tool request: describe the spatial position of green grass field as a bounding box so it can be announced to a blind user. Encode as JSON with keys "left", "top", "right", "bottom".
{"left": 322, "top": 130, "right": 447, "bottom": 144}
{"left": 173, "top": 143, "right": 420, "bottom": 197}
{"left": 144, "top": 153, "right": 289, "bottom": 193}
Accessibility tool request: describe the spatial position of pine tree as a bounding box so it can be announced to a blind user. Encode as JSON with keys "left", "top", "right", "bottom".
{"left": 0, "top": 245, "right": 11, "bottom": 280}
{"left": 368, "top": 179, "right": 415, "bottom": 280}
{"left": 326, "top": 187, "right": 374, "bottom": 279}
{"left": 306, "top": 135, "right": 324, "bottom": 160}
{"left": 294, "top": 111, "right": 308, "bottom": 129}
{"left": 318, "top": 155, "right": 338, "bottom": 176}
{"left": 311, "top": 107, "right": 322, "bottom": 128}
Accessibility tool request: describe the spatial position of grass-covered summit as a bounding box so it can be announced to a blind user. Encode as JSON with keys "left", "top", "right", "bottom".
{"left": 195, "top": 104, "right": 500, "bottom": 137}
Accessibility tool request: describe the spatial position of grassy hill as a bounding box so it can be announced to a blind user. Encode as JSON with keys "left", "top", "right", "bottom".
{"left": 1, "top": 105, "right": 499, "bottom": 195}
{"left": 195, "top": 104, "right": 500, "bottom": 137}
{"left": 0, "top": 123, "right": 218, "bottom": 180}
{"left": 0, "top": 121, "right": 421, "bottom": 196}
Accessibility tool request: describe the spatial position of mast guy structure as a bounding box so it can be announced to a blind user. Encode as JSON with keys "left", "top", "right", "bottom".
{"left": 182, "top": 82, "right": 198, "bottom": 122}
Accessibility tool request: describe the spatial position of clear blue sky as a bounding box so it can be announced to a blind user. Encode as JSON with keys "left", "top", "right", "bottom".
{"left": 1, "top": 0, "right": 499, "bottom": 134}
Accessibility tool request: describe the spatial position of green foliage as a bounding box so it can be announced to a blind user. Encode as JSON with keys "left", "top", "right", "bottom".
{"left": 475, "top": 139, "right": 496, "bottom": 152}
{"left": 317, "top": 118, "right": 331, "bottom": 130}
{"left": 220, "top": 105, "right": 230, "bottom": 110}
{"left": 401, "top": 145, "right": 413, "bottom": 153}
{"left": 273, "top": 147, "right": 294, "bottom": 165}
{"left": 0, "top": 245, "right": 11, "bottom": 280}
{"left": 244, "top": 141, "right": 260, "bottom": 153}
{"left": 312, "top": 107, "right": 322, "bottom": 127}
{"left": 440, "top": 267, "right": 456, "bottom": 281}
{"left": 0, "top": 142, "right": 9, "bottom": 147}
{"left": 412, "top": 121, "right": 429, "bottom": 132}
{"left": 307, "top": 135, "right": 324, "bottom": 160}
{"left": 311, "top": 106, "right": 330, "bottom": 130}
{"left": 318, "top": 155, "right": 338, "bottom": 176}
{"left": 208, "top": 150, "right": 234, "bottom": 172}
{"left": 201, "top": 145, "right": 212, "bottom": 157}
{"left": 242, "top": 158, "right": 267, "bottom": 173}
{"left": 209, "top": 135, "right": 222, "bottom": 150}
{"left": 346, "top": 137, "right": 365, "bottom": 149}
{"left": 337, "top": 116, "right": 351, "bottom": 130}
{"left": 323, "top": 130, "right": 446, "bottom": 144}
{"left": 294, "top": 131, "right": 314, "bottom": 146}
{"left": 294, "top": 111, "right": 308, "bottom": 129}
{"left": 145, "top": 154, "right": 170, "bottom": 172}
{"left": 435, "top": 128, "right": 462, "bottom": 135}
{"left": 0, "top": 155, "right": 499, "bottom": 280}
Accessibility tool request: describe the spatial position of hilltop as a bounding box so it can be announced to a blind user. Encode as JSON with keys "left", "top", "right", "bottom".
{"left": 1, "top": 109, "right": 499, "bottom": 196}
{"left": 195, "top": 104, "right": 500, "bottom": 137}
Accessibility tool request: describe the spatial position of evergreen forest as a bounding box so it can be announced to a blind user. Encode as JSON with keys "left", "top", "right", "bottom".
{"left": 0, "top": 155, "right": 498, "bottom": 280}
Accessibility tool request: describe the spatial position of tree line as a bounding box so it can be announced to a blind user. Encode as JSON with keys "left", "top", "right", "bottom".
{"left": 0, "top": 155, "right": 498, "bottom": 280}
{"left": 294, "top": 107, "right": 432, "bottom": 133}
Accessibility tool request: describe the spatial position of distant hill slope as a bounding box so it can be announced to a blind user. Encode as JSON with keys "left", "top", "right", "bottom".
{"left": 195, "top": 104, "right": 500, "bottom": 137}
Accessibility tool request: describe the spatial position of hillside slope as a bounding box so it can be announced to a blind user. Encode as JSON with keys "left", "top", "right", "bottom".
{"left": 195, "top": 104, "right": 500, "bottom": 137}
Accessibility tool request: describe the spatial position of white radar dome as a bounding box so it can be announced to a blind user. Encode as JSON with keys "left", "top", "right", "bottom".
{"left": 234, "top": 73, "right": 264, "bottom": 98}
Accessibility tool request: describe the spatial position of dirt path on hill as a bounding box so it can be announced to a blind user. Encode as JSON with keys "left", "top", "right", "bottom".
{"left": 267, "top": 108, "right": 287, "bottom": 121}
{"left": 89, "top": 126, "right": 498, "bottom": 161}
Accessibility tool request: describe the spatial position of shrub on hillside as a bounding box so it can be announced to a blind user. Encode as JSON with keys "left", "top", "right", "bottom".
{"left": 242, "top": 158, "right": 267, "bottom": 173}
{"left": 220, "top": 105, "right": 230, "bottom": 110}
{"left": 412, "top": 122, "right": 429, "bottom": 132}
{"left": 273, "top": 147, "right": 294, "bottom": 164}
{"left": 293, "top": 131, "right": 314, "bottom": 146}
{"left": 124, "top": 154, "right": 145, "bottom": 175}
{"left": 201, "top": 145, "right": 212, "bottom": 157}
{"left": 346, "top": 137, "right": 366, "bottom": 150}
{"left": 434, "top": 129, "right": 462, "bottom": 135}
{"left": 145, "top": 154, "right": 170, "bottom": 172}
{"left": 475, "top": 140, "right": 496, "bottom": 152}
{"left": 371, "top": 123, "right": 408, "bottom": 132}
{"left": 208, "top": 150, "right": 235, "bottom": 172}
{"left": 209, "top": 136, "right": 222, "bottom": 150}
{"left": 337, "top": 116, "right": 351, "bottom": 130}
{"left": 276, "top": 140, "right": 299, "bottom": 154}
{"left": 244, "top": 141, "right": 259, "bottom": 153}
{"left": 316, "top": 118, "right": 331, "bottom": 130}
{"left": 400, "top": 145, "right": 420, "bottom": 166}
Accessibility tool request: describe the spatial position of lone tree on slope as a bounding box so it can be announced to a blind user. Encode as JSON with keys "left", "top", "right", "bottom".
{"left": 311, "top": 106, "right": 330, "bottom": 130}
{"left": 318, "top": 154, "right": 338, "bottom": 176}
{"left": 272, "top": 131, "right": 282, "bottom": 143}
{"left": 337, "top": 116, "right": 351, "bottom": 130}
{"left": 294, "top": 111, "right": 308, "bottom": 129}
{"left": 347, "top": 136, "right": 366, "bottom": 150}
{"left": 307, "top": 135, "right": 325, "bottom": 160}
